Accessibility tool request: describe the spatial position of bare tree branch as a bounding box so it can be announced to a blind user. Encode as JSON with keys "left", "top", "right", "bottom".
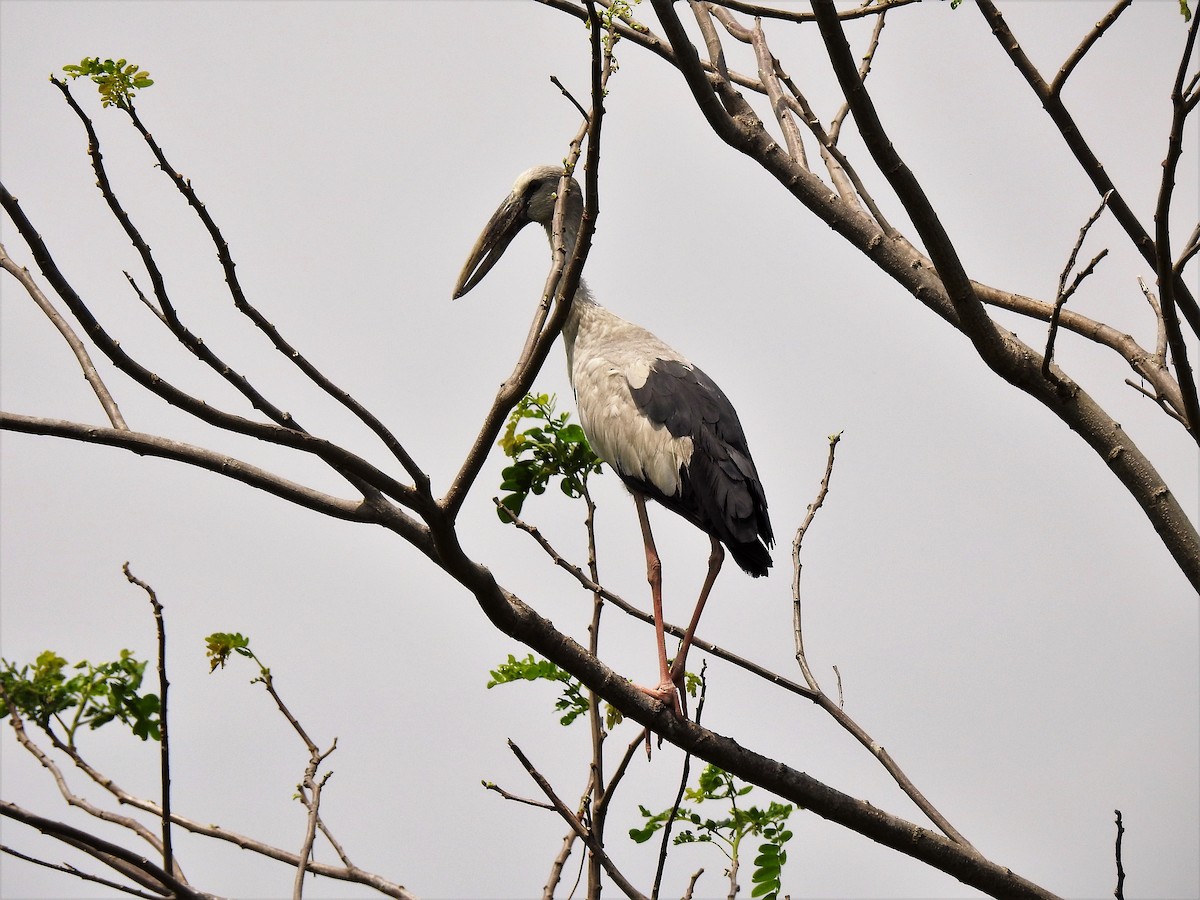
{"left": 1113, "top": 809, "right": 1126, "bottom": 900}
{"left": 0, "top": 242, "right": 127, "bottom": 429}
{"left": 1151, "top": 8, "right": 1200, "bottom": 436}
{"left": 1051, "top": 0, "right": 1133, "bottom": 96}
{"left": 496, "top": 496, "right": 820, "bottom": 702}
{"left": 976, "top": 0, "right": 1200, "bottom": 339}
{"left": 508, "top": 739, "right": 648, "bottom": 900}
{"left": 0, "top": 844, "right": 162, "bottom": 900}
{"left": 121, "top": 564, "right": 175, "bottom": 881}
{"left": 1044, "top": 192, "right": 1112, "bottom": 382}
{"left": 0, "top": 800, "right": 209, "bottom": 899}
{"left": 791, "top": 433, "right": 979, "bottom": 852}
{"left": 0, "top": 182, "right": 427, "bottom": 513}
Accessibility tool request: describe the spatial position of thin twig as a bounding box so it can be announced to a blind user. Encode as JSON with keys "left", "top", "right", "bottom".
{"left": 1113, "top": 809, "right": 1125, "bottom": 900}
{"left": 792, "top": 433, "right": 979, "bottom": 851}
{"left": 508, "top": 740, "right": 648, "bottom": 900}
{"left": 829, "top": 6, "right": 888, "bottom": 143}
{"left": 551, "top": 75, "right": 589, "bottom": 120}
{"left": 1051, "top": 1, "right": 1132, "bottom": 97}
{"left": 484, "top": 780, "right": 556, "bottom": 811}
{"left": 0, "top": 241, "right": 127, "bottom": 429}
{"left": 540, "top": 774, "right": 593, "bottom": 898}
{"left": 582, "top": 486, "right": 609, "bottom": 897}
{"left": 792, "top": 432, "right": 842, "bottom": 692}
{"left": 1044, "top": 192, "right": 1112, "bottom": 381}
{"left": 121, "top": 563, "right": 174, "bottom": 881}
{"left": 0, "top": 844, "right": 161, "bottom": 899}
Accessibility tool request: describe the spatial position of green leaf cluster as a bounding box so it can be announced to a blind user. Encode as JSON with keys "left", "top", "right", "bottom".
{"left": 205, "top": 631, "right": 266, "bottom": 675}
{"left": 497, "top": 393, "right": 603, "bottom": 522}
{"left": 486, "top": 653, "right": 590, "bottom": 726}
{"left": 0, "top": 649, "right": 161, "bottom": 744}
{"left": 630, "top": 764, "right": 795, "bottom": 899}
{"left": 61, "top": 56, "right": 154, "bottom": 108}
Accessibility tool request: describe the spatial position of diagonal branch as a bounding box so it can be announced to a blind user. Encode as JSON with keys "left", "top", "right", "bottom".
{"left": 117, "top": 98, "right": 430, "bottom": 491}
{"left": 0, "top": 242, "right": 127, "bottom": 429}
{"left": 441, "top": 1, "right": 609, "bottom": 519}
{"left": 976, "top": 0, "right": 1200, "bottom": 340}
{"left": 812, "top": 0, "right": 1010, "bottom": 372}
{"left": 0, "top": 181, "right": 426, "bottom": 513}
{"left": 1043, "top": 193, "right": 1112, "bottom": 381}
{"left": 508, "top": 739, "right": 648, "bottom": 900}
{"left": 50, "top": 77, "right": 306, "bottom": 439}
{"left": 495, "top": 497, "right": 820, "bottom": 701}
{"left": 1051, "top": 0, "right": 1132, "bottom": 96}
{"left": 0, "top": 800, "right": 207, "bottom": 899}
{"left": 0, "top": 844, "right": 161, "bottom": 900}
{"left": 791, "top": 433, "right": 978, "bottom": 851}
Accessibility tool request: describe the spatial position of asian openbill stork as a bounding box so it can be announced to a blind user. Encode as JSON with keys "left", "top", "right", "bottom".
{"left": 453, "top": 166, "right": 773, "bottom": 715}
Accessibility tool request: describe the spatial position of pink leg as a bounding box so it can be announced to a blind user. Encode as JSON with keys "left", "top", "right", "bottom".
{"left": 631, "top": 492, "right": 682, "bottom": 715}
{"left": 668, "top": 537, "right": 724, "bottom": 689}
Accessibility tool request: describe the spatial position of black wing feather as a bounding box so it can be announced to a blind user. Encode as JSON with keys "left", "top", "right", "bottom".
{"left": 625, "top": 358, "right": 773, "bottom": 576}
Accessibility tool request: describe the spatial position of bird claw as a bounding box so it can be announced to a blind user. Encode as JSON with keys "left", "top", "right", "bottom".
{"left": 636, "top": 677, "right": 687, "bottom": 718}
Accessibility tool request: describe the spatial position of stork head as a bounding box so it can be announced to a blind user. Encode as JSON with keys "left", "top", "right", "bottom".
{"left": 452, "top": 165, "right": 583, "bottom": 299}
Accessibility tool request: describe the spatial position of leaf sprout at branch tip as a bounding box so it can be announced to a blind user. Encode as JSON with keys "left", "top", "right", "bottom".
{"left": 60, "top": 56, "right": 154, "bottom": 108}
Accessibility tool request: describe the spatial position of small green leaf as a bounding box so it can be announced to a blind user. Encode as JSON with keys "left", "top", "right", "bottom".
{"left": 205, "top": 632, "right": 251, "bottom": 672}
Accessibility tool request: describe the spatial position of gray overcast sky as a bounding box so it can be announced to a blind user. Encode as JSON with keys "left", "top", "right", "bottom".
{"left": 1, "top": 1, "right": 1197, "bottom": 898}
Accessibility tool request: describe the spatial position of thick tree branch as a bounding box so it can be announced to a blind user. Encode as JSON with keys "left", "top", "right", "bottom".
{"left": 0, "top": 800, "right": 207, "bottom": 899}
{"left": 420, "top": 508, "right": 1062, "bottom": 899}
{"left": 639, "top": 0, "right": 1198, "bottom": 589}
{"left": 811, "top": 0, "right": 1010, "bottom": 371}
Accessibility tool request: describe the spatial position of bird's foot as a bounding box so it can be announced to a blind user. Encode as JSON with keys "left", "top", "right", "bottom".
{"left": 635, "top": 678, "right": 685, "bottom": 718}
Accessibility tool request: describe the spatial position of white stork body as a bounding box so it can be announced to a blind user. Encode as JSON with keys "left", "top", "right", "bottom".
{"left": 454, "top": 166, "right": 772, "bottom": 712}
{"left": 564, "top": 286, "right": 693, "bottom": 502}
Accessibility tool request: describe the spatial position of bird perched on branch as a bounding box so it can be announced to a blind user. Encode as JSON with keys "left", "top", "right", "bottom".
{"left": 453, "top": 165, "right": 773, "bottom": 715}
